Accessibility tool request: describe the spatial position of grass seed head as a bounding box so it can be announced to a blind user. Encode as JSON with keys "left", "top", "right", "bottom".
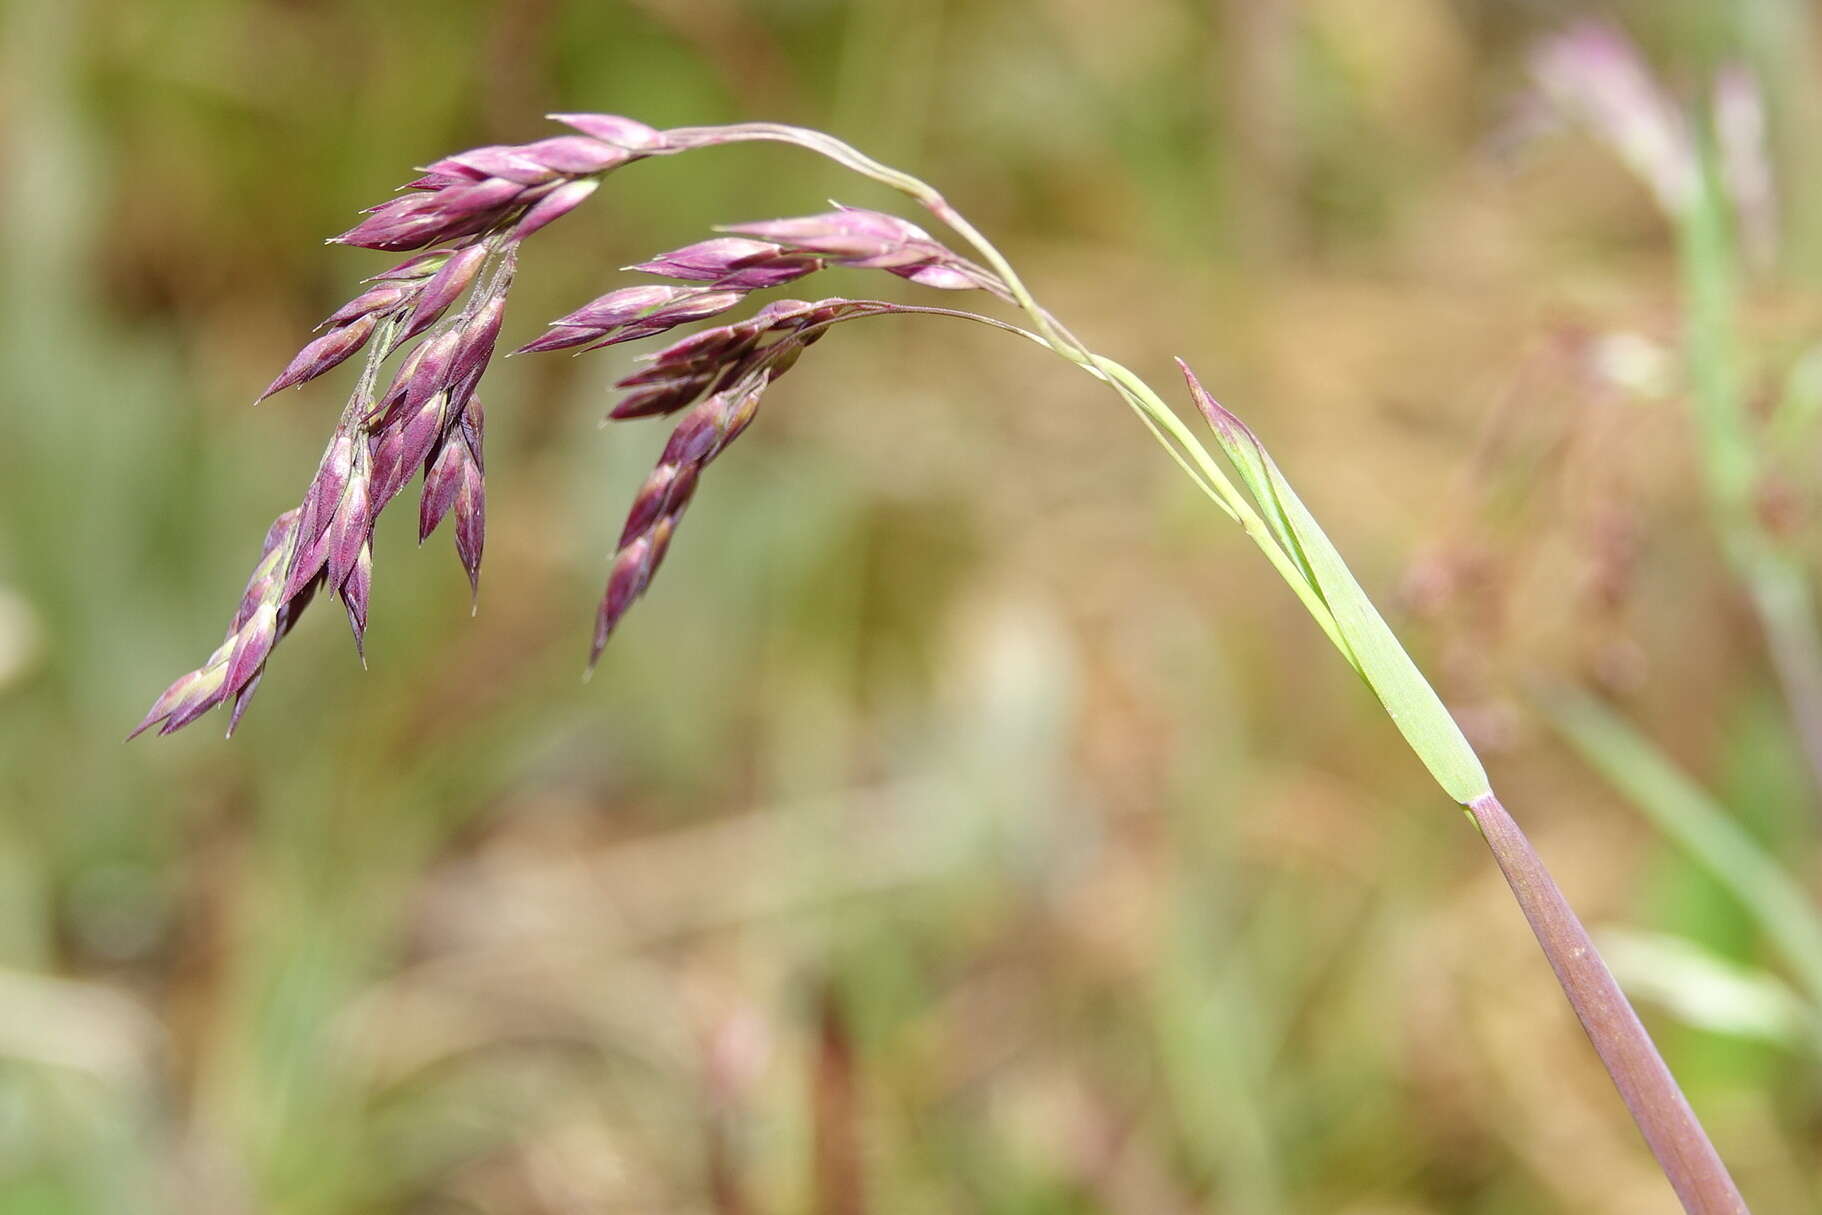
{"left": 144, "top": 117, "right": 998, "bottom": 734}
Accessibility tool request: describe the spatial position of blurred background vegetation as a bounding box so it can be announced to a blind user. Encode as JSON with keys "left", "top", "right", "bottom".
{"left": 2, "top": 0, "right": 1820, "bottom": 1210}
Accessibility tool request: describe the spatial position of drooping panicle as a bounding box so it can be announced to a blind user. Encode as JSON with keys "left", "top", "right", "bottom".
{"left": 140, "top": 115, "right": 1008, "bottom": 735}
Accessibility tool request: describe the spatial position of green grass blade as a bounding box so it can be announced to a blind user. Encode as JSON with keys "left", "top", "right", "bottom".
{"left": 1179, "top": 363, "right": 1490, "bottom": 805}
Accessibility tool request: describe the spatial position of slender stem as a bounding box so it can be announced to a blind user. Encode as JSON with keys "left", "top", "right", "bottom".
{"left": 1466, "top": 793, "right": 1749, "bottom": 1215}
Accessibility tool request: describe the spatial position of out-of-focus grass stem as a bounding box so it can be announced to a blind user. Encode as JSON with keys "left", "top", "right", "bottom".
{"left": 1681, "top": 147, "right": 1822, "bottom": 803}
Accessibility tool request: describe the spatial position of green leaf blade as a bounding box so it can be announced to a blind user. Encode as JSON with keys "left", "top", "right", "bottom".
{"left": 1179, "top": 362, "right": 1491, "bottom": 804}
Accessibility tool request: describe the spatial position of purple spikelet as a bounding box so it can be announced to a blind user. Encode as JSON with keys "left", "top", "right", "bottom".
{"left": 452, "top": 400, "right": 486, "bottom": 599}
{"left": 418, "top": 435, "right": 466, "bottom": 544}
{"left": 258, "top": 314, "right": 379, "bottom": 402}
{"left": 626, "top": 237, "right": 822, "bottom": 290}
{"left": 722, "top": 206, "right": 989, "bottom": 290}
{"left": 420, "top": 397, "right": 484, "bottom": 551}
{"left": 515, "top": 178, "right": 600, "bottom": 238}
{"left": 547, "top": 114, "right": 667, "bottom": 149}
{"left": 319, "top": 283, "right": 411, "bottom": 332}
{"left": 343, "top": 539, "right": 374, "bottom": 659}
{"left": 399, "top": 244, "right": 488, "bottom": 342}
{"left": 324, "top": 444, "right": 373, "bottom": 595}
{"left": 515, "top": 286, "right": 747, "bottom": 354}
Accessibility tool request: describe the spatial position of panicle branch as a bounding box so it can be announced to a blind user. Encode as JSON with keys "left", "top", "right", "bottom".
{"left": 587, "top": 297, "right": 932, "bottom": 664}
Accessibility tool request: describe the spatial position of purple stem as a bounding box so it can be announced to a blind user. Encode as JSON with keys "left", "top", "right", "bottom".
{"left": 1466, "top": 793, "right": 1749, "bottom": 1214}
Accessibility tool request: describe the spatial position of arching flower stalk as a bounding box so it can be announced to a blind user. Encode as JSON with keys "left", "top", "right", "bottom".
{"left": 134, "top": 112, "right": 1749, "bottom": 1215}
